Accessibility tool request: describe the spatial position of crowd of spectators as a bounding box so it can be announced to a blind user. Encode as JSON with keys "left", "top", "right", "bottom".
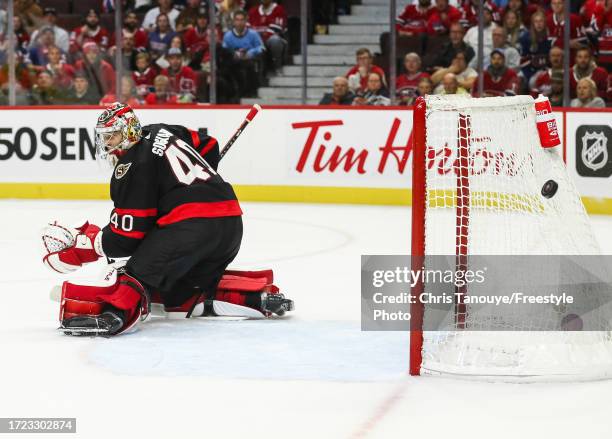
{"left": 320, "top": 0, "right": 612, "bottom": 108}
{"left": 0, "top": 0, "right": 289, "bottom": 105}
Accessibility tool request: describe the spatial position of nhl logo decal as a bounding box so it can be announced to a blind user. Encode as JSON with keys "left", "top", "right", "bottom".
{"left": 114, "top": 163, "right": 132, "bottom": 179}
{"left": 581, "top": 131, "right": 608, "bottom": 171}
{"left": 576, "top": 125, "right": 612, "bottom": 178}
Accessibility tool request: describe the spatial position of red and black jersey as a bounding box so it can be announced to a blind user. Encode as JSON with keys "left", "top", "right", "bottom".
{"left": 460, "top": 1, "right": 500, "bottom": 28}
{"left": 248, "top": 2, "right": 287, "bottom": 41}
{"left": 132, "top": 66, "right": 158, "bottom": 96}
{"left": 581, "top": 0, "right": 606, "bottom": 33}
{"left": 396, "top": 4, "right": 432, "bottom": 34}
{"left": 426, "top": 5, "right": 462, "bottom": 35}
{"left": 70, "top": 26, "right": 111, "bottom": 52}
{"left": 478, "top": 68, "right": 520, "bottom": 97}
{"left": 570, "top": 65, "right": 609, "bottom": 99}
{"left": 396, "top": 71, "right": 430, "bottom": 100}
{"left": 160, "top": 65, "right": 198, "bottom": 96}
{"left": 547, "top": 12, "right": 586, "bottom": 48}
{"left": 101, "top": 124, "right": 242, "bottom": 258}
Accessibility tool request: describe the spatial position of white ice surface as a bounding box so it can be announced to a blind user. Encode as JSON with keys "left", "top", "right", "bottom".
{"left": 1, "top": 200, "right": 612, "bottom": 438}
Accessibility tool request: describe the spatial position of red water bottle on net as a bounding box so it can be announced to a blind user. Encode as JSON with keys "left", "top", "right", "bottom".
{"left": 534, "top": 94, "right": 561, "bottom": 148}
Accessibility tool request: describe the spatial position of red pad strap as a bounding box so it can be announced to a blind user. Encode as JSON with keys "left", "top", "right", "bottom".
{"left": 223, "top": 269, "right": 274, "bottom": 284}
{"left": 214, "top": 291, "right": 247, "bottom": 306}
{"left": 217, "top": 270, "right": 278, "bottom": 294}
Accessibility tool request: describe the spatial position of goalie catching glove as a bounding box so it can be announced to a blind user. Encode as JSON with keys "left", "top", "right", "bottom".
{"left": 42, "top": 222, "right": 104, "bottom": 273}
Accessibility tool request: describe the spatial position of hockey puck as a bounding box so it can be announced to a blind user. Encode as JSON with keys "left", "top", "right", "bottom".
{"left": 541, "top": 180, "right": 558, "bottom": 198}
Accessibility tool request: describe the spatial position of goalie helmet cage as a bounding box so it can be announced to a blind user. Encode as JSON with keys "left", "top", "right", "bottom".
{"left": 409, "top": 95, "right": 612, "bottom": 381}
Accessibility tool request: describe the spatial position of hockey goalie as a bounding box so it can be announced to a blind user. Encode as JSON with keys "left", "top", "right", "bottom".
{"left": 41, "top": 103, "right": 294, "bottom": 336}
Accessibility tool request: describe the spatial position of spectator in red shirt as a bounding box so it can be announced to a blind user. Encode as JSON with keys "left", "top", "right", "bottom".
{"left": 100, "top": 75, "right": 141, "bottom": 106}
{"left": 70, "top": 9, "right": 111, "bottom": 55}
{"left": 396, "top": 0, "right": 432, "bottom": 36}
{"left": 529, "top": 45, "right": 564, "bottom": 97}
{"left": 145, "top": 74, "right": 179, "bottom": 105}
{"left": 597, "top": 1, "right": 612, "bottom": 65}
{"left": 427, "top": 0, "right": 462, "bottom": 35}
{"left": 607, "top": 72, "right": 612, "bottom": 104}
{"left": 44, "top": 45, "right": 75, "bottom": 89}
{"left": 248, "top": 0, "right": 288, "bottom": 73}
{"left": 132, "top": 52, "right": 158, "bottom": 99}
{"left": 122, "top": 11, "right": 149, "bottom": 49}
{"left": 345, "top": 48, "right": 387, "bottom": 95}
{"left": 396, "top": 52, "right": 430, "bottom": 105}
{"left": 547, "top": 0, "right": 586, "bottom": 50}
{"left": 476, "top": 49, "right": 520, "bottom": 96}
{"left": 581, "top": 0, "right": 606, "bottom": 39}
{"left": 74, "top": 42, "right": 115, "bottom": 97}
{"left": 570, "top": 46, "right": 608, "bottom": 98}
{"left": 108, "top": 11, "right": 148, "bottom": 50}
{"left": 183, "top": 12, "right": 221, "bottom": 71}
{"left": 161, "top": 47, "right": 198, "bottom": 102}
{"left": 460, "top": 0, "right": 500, "bottom": 28}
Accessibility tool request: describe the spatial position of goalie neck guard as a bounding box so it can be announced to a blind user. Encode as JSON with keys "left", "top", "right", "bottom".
{"left": 95, "top": 102, "right": 142, "bottom": 166}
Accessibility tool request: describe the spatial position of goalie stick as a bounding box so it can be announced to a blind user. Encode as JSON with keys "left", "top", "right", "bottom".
{"left": 219, "top": 103, "right": 261, "bottom": 160}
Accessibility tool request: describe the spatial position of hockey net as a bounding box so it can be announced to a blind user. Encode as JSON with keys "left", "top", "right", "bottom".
{"left": 410, "top": 95, "right": 612, "bottom": 380}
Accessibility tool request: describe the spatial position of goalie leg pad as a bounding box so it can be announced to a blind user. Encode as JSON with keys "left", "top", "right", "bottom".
{"left": 60, "top": 274, "right": 149, "bottom": 335}
{"left": 161, "top": 270, "right": 291, "bottom": 318}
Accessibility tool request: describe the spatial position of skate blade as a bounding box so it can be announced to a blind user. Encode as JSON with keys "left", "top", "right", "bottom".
{"left": 58, "top": 326, "right": 110, "bottom": 336}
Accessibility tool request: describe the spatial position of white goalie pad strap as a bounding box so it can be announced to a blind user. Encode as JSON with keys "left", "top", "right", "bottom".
{"left": 158, "top": 301, "right": 266, "bottom": 319}
{"left": 43, "top": 253, "right": 78, "bottom": 274}
{"left": 210, "top": 300, "right": 266, "bottom": 319}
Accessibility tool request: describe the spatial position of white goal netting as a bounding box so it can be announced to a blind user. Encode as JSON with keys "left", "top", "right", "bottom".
{"left": 416, "top": 95, "right": 612, "bottom": 380}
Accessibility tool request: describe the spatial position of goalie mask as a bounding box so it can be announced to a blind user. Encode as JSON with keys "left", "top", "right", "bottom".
{"left": 95, "top": 102, "right": 142, "bottom": 166}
